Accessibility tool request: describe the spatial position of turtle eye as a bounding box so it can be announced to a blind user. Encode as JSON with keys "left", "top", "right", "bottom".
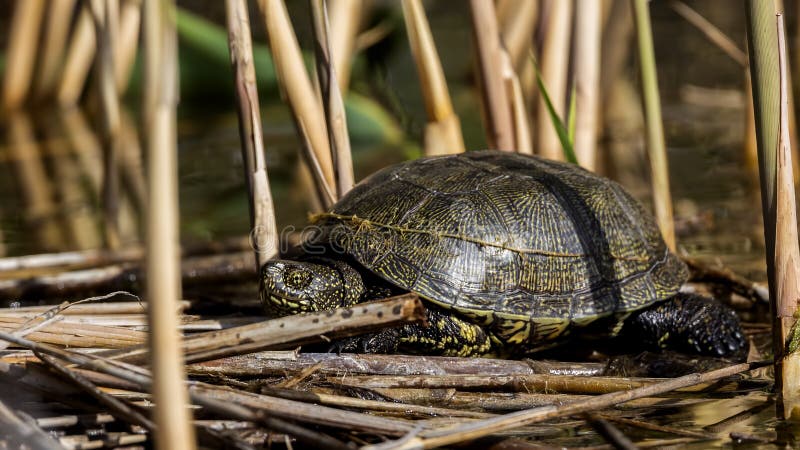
{"left": 284, "top": 267, "right": 312, "bottom": 289}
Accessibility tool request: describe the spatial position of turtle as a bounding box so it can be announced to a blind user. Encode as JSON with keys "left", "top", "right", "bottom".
{"left": 260, "top": 150, "right": 748, "bottom": 358}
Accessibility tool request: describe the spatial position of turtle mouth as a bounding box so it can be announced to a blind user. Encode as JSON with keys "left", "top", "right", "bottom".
{"left": 264, "top": 293, "right": 313, "bottom": 314}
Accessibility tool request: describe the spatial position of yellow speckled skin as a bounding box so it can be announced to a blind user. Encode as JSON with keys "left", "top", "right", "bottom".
{"left": 309, "top": 151, "right": 688, "bottom": 349}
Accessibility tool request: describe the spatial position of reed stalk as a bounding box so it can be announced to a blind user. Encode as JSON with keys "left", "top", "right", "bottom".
{"left": 631, "top": 0, "right": 675, "bottom": 251}
{"left": 256, "top": 0, "right": 336, "bottom": 197}
{"left": 90, "top": 0, "right": 123, "bottom": 250}
{"left": 402, "top": 0, "right": 465, "bottom": 155}
{"left": 536, "top": 0, "right": 572, "bottom": 160}
{"left": 142, "top": 0, "right": 197, "bottom": 447}
{"left": 34, "top": 0, "right": 77, "bottom": 100}
{"left": 225, "top": 0, "right": 279, "bottom": 268}
{"left": 328, "top": 0, "right": 363, "bottom": 93}
{"left": 57, "top": 6, "right": 96, "bottom": 106}
{"left": 497, "top": 0, "right": 538, "bottom": 70}
{"left": 2, "top": 0, "right": 45, "bottom": 111}
{"left": 470, "top": 0, "right": 515, "bottom": 151}
{"left": 0, "top": 398, "right": 62, "bottom": 450}
{"left": 311, "top": 0, "right": 356, "bottom": 196}
{"left": 116, "top": 0, "right": 143, "bottom": 93}
{"left": 745, "top": 0, "right": 789, "bottom": 421}
{"left": 364, "top": 361, "right": 766, "bottom": 449}
{"left": 573, "top": 0, "right": 601, "bottom": 171}
{"left": 503, "top": 51, "right": 533, "bottom": 155}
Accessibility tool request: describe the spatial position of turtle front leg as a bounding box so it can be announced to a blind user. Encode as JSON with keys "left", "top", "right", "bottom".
{"left": 332, "top": 306, "right": 493, "bottom": 357}
{"left": 622, "top": 293, "right": 748, "bottom": 359}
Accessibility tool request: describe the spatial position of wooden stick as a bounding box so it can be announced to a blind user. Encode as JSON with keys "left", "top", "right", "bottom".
{"left": 364, "top": 362, "right": 767, "bottom": 449}
{"left": 470, "top": 0, "right": 515, "bottom": 151}
{"left": 402, "top": 0, "right": 465, "bottom": 156}
{"left": 573, "top": 0, "right": 602, "bottom": 170}
{"left": 142, "top": 0, "right": 197, "bottom": 447}
{"left": 256, "top": 0, "right": 336, "bottom": 196}
{"left": 632, "top": 0, "right": 676, "bottom": 251}
{"left": 34, "top": 0, "right": 77, "bottom": 100}
{"left": 104, "top": 294, "right": 425, "bottom": 365}
{"left": 225, "top": 0, "right": 279, "bottom": 269}
{"left": 773, "top": 13, "right": 800, "bottom": 420}
{"left": 191, "top": 351, "right": 605, "bottom": 378}
{"left": 536, "top": 0, "right": 572, "bottom": 160}
{"left": 311, "top": 0, "right": 356, "bottom": 196}
{"left": 2, "top": 0, "right": 45, "bottom": 110}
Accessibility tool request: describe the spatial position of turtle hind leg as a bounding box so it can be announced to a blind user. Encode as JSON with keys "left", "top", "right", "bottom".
{"left": 332, "top": 306, "right": 493, "bottom": 357}
{"left": 622, "top": 293, "right": 748, "bottom": 359}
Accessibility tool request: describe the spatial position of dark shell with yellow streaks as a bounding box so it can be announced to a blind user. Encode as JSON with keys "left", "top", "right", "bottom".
{"left": 310, "top": 151, "right": 688, "bottom": 344}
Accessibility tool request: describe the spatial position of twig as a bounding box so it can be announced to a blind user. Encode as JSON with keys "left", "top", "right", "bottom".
{"left": 596, "top": 413, "right": 714, "bottom": 439}
{"left": 37, "top": 352, "right": 156, "bottom": 431}
{"left": 683, "top": 257, "right": 769, "bottom": 303}
{"left": 364, "top": 361, "right": 768, "bottom": 449}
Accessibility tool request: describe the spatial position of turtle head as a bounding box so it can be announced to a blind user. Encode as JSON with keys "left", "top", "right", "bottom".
{"left": 260, "top": 259, "right": 364, "bottom": 315}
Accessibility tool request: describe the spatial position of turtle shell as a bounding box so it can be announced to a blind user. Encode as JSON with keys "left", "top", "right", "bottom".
{"left": 309, "top": 151, "right": 688, "bottom": 344}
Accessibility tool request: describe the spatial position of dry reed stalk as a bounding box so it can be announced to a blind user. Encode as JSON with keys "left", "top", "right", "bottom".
{"left": 7, "top": 114, "right": 64, "bottom": 251}
{"left": 57, "top": 6, "right": 96, "bottom": 106}
{"left": 106, "top": 294, "right": 425, "bottom": 365}
{"left": 34, "top": 0, "right": 78, "bottom": 100}
{"left": 573, "top": 0, "right": 601, "bottom": 171}
{"left": 536, "top": 0, "right": 572, "bottom": 160}
{"left": 328, "top": 0, "right": 363, "bottom": 92}
{"left": 774, "top": 14, "right": 800, "bottom": 419}
{"left": 225, "top": 0, "right": 279, "bottom": 268}
{"left": 0, "top": 397, "right": 62, "bottom": 450}
{"left": 191, "top": 351, "right": 605, "bottom": 378}
{"left": 256, "top": 0, "right": 336, "bottom": 195}
{"left": 263, "top": 387, "right": 493, "bottom": 419}
{"left": 595, "top": 413, "right": 715, "bottom": 440}
{"left": 364, "top": 362, "right": 767, "bottom": 449}
{"left": 470, "top": 0, "right": 515, "bottom": 151}
{"left": 503, "top": 50, "right": 533, "bottom": 155}
{"left": 116, "top": 0, "right": 143, "bottom": 93}
{"left": 585, "top": 413, "right": 638, "bottom": 450}
{"left": 59, "top": 108, "right": 104, "bottom": 193}
{"left": 402, "top": 0, "right": 465, "bottom": 156}
{"left": 142, "top": 0, "right": 197, "bottom": 447}
{"left": 668, "top": 1, "right": 746, "bottom": 66}
{"left": 311, "top": 0, "right": 356, "bottom": 196}
{"left": 0, "top": 319, "right": 147, "bottom": 347}
{"left": 90, "top": 0, "right": 123, "bottom": 250}
{"left": 0, "top": 250, "right": 256, "bottom": 299}
{"left": 38, "top": 353, "right": 156, "bottom": 431}
{"left": 631, "top": 0, "right": 675, "bottom": 251}
{"left": 2, "top": 0, "right": 46, "bottom": 110}
{"left": 327, "top": 372, "right": 740, "bottom": 395}
{"left": 497, "top": 0, "right": 538, "bottom": 70}
{"left": 118, "top": 109, "right": 147, "bottom": 214}
{"left": 600, "top": 0, "right": 634, "bottom": 106}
